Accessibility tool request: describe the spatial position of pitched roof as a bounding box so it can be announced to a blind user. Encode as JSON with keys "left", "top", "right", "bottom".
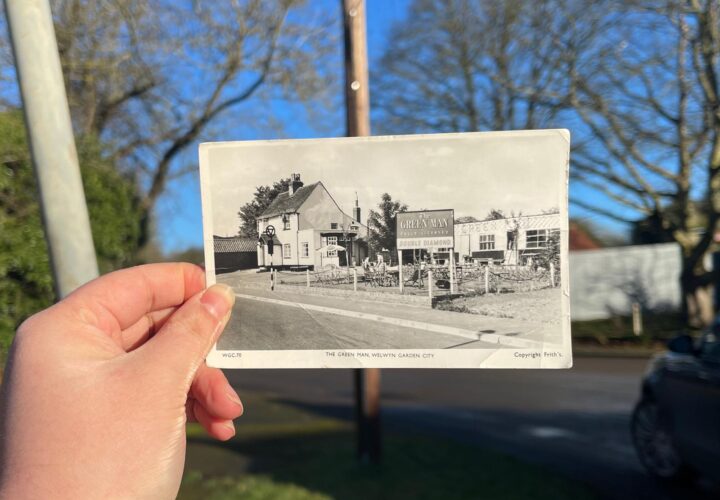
{"left": 569, "top": 222, "right": 602, "bottom": 251}
{"left": 259, "top": 182, "right": 320, "bottom": 218}
{"left": 213, "top": 236, "right": 257, "bottom": 253}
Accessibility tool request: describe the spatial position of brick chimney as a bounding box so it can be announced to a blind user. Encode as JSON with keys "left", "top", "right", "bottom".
{"left": 352, "top": 192, "right": 361, "bottom": 223}
{"left": 289, "top": 173, "right": 303, "bottom": 196}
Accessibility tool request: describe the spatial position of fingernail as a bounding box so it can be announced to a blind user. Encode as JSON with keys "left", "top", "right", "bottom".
{"left": 200, "top": 284, "right": 235, "bottom": 319}
{"left": 226, "top": 387, "right": 242, "bottom": 407}
{"left": 222, "top": 420, "right": 236, "bottom": 435}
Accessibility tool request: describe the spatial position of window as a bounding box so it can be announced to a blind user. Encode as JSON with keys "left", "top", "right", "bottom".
{"left": 330, "top": 222, "right": 338, "bottom": 230}
{"left": 283, "top": 243, "right": 291, "bottom": 259}
{"left": 526, "top": 230, "right": 546, "bottom": 249}
{"left": 526, "top": 229, "right": 560, "bottom": 249}
{"left": 283, "top": 215, "right": 290, "bottom": 230}
{"left": 478, "top": 234, "right": 495, "bottom": 250}
{"left": 327, "top": 236, "right": 338, "bottom": 256}
{"left": 302, "top": 242, "right": 309, "bottom": 258}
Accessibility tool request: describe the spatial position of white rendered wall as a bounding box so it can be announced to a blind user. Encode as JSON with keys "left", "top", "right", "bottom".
{"left": 569, "top": 243, "right": 683, "bottom": 320}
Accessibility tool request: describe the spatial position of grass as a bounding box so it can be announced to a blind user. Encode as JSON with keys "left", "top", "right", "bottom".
{"left": 179, "top": 394, "right": 598, "bottom": 500}
{"left": 181, "top": 473, "right": 330, "bottom": 500}
{"left": 571, "top": 311, "right": 692, "bottom": 348}
{"left": 435, "top": 287, "right": 561, "bottom": 324}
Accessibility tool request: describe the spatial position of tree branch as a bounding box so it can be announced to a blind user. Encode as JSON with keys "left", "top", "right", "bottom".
{"left": 142, "top": 9, "right": 289, "bottom": 210}
{"left": 569, "top": 198, "right": 635, "bottom": 224}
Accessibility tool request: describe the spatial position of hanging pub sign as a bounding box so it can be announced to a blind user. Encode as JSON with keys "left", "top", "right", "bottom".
{"left": 396, "top": 209, "right": 454, "bottom": 249}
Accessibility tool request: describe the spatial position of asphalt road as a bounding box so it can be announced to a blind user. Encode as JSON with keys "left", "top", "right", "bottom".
{"left": 217, "top": 293, "right": 501, "bottom": 350}
{"left": 226, "top": 357, "right": 719, "bottom": 500}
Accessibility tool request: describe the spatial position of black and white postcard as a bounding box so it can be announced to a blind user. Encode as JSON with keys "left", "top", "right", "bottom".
{"left": 199, "top": 130, "right": 571, "bottom": 368}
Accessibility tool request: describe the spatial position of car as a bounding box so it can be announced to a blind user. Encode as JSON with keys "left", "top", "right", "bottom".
{"left": 631, "top": 323, "right": 720, "bottom": 483}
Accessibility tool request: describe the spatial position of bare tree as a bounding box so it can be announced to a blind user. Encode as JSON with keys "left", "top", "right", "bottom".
{"left": 555, "top": 0, "right": 720, "bottom": 325}
{"left": 376, "top": 0, "right": 720, "bottom": 326}
{"left": 4, "top": 0, "right": 337, "bottom": 253}
{"left": 373, "top": 0, "right": 566, "bottom": 133}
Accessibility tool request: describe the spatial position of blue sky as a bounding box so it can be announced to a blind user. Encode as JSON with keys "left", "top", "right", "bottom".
{"left": 156, "top": 0, "right": 625, "bottom": 253}
{"left": 157, "top": 0, "right": 421, "bottom": 253}
{"left": 1, "top": 0, "right": 628, "bottom": 254}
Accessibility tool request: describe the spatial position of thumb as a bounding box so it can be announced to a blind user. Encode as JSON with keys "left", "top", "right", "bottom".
{"left": 141, "top": 284, "right": 235, "bottom": 385}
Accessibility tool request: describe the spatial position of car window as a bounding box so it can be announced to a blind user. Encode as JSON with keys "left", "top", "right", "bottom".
{"left": 699, "top": 332, "right": 720, "bottom": 364}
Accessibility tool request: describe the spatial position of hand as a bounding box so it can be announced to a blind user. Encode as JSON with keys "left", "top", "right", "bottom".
{"left": 0, "top": 263, "right": 242, "bottom": 499}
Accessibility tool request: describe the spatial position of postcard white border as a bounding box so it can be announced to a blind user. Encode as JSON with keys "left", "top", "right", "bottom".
{"left": 199, "top": 130, "right": 572, "bottom": 369}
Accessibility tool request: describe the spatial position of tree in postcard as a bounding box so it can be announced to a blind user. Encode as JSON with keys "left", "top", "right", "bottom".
{"left": 367, "top": 193, "right": 408, "bottom": 258}
{"left": 237, "top": 178, "right": 290, "bottom": 238}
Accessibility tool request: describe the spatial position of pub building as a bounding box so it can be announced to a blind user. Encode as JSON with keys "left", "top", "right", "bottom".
{"left": 453, "top": 212, "right": 561, "bottom": 266}
{"left": 256, "top": 174, "right": 369, "bottom": 270}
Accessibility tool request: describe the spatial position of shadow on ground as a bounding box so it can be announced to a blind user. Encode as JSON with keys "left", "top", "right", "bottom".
{"left": 180, "top": 394, "right": 598, "bottom": 500}
{"left": 183, "top": 430, "right": 597, "bottom": 500}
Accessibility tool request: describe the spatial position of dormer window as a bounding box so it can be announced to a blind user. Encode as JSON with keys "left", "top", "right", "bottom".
{"left": 282, "top": 214, "right": 290, "bottom": 230}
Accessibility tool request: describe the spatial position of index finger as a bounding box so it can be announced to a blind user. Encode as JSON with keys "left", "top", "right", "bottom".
{"left": 61, "top": 263, "right": 206, "bottom": 334}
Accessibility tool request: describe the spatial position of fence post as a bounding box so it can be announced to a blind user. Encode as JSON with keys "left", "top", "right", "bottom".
{"left": 550, "top": 262, "right": 556, "bottom": 287}
{"left": 632, "top": 303, "right": 643, "bottom": 336}
{"left": 353, "top": 268, "right": 358, "bottom": 292}
{"left": 449, "top": 251, "right": 455, "bottom": 295}
{"left": 484, "top": 265, "right": 489, "bottom": 294}
{"left": 306, "top": 269, "right": 310, "bottom": 288}
{"left": 428, "top": 270, "right": 433, "bottom": 302}
{"left": 398, "top": 250, "right": 403, "bottom": 294}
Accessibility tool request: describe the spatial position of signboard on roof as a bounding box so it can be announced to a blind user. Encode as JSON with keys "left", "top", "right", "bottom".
{"left": 396, "top": 209, "right": 454, "bottom": 250}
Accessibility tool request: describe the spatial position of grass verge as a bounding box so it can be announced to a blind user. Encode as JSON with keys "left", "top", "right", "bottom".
{"left": 571, "top": 311, "right": 692, "bottom": 348}
{"left": 435, "top": 288, "right": 561, "bottom": 325}
{"left": 179, "top": 394, "right": 597, "bottom": 500}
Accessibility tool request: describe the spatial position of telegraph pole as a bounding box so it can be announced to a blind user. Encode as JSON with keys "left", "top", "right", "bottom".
{"left": 5, "top": 0, "right": 99, "bottom": 298}
{"left": 342, "top": 0, "right": 381, "bottom": 463}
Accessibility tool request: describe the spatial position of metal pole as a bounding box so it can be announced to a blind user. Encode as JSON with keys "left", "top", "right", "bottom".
{"left": 5, "top": 0, "right": 98, "bottom": 298}
{"left": 343, "top": 0, "right": 380, "bottom": 464}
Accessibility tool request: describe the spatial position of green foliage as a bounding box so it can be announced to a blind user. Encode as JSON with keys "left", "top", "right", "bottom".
{"left": 535, "top": 231, "right": 560, "bottom": 271}
{"left": 238, "top": 178, "right": 291, "bottom": 238}
{"left": 484, "top": 209, "right": 505, "bottom": 221}
{"left": 572, "top": 312, "right": 687, "bottom": 346}
{"left": 179, "top": 396, "right": 598, "bottom": 500}
{"left": 0, "top": 111, "right": 142, "bottom": 357}
{"left": 0, "top": 112, "right": 53, "bottom": 355}
{"left": 180, "top": 472, "right": 331, "bottom": 500}
{"left": 165, "top": 247, "right": 205, "bottom": 266}
{"left": 367, "top": 193, "right": 408, "bottom": 256}
{"left": 77, "top": 135, "right": 142, "bottom": 273}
